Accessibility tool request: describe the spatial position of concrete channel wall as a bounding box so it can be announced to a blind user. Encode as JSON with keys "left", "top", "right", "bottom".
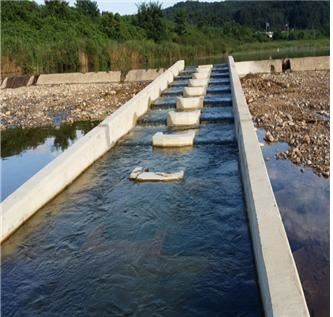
{"left": 228, "top": 56, "right": 310, "bottom": 317}
{"left": 235, "top": 55, "right": 329, "bottom": 76}
{"left": 0, "top": 60, "right": 185, "bottom": 243}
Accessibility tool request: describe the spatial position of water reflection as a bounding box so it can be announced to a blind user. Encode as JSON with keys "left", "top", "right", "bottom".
{"left": 1, "top": 121, "right": 99, "bottom": 158}
{"left": 1, "top": 121, "right": 99, "bottom": 200}
{"left": 257, "top": 129, "right": 329, "bottom": 317}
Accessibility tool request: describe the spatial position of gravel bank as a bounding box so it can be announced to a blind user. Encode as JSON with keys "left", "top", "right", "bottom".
{"left": 0, "top": 82, "right": 149, "bottom": 129}
{"left": 241, "top": 70, "right": 329, "bottom": 177}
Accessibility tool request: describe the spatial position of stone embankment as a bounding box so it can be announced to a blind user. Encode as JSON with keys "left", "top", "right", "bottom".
{"left": 241, "top": 70, "right": 330, "bottom": 177}
{"left": 0, "top": 82, "right": 149, "bottom": 130}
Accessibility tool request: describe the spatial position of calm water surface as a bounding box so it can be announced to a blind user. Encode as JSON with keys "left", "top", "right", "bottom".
{"left": 2, "top": 66, "right": 264, "bottom": 316}
{"left": 257, "top": 129, "right": 329, "bottom": 317}
{"left": 182, "top": 46, "right": 329, "bottom": 66}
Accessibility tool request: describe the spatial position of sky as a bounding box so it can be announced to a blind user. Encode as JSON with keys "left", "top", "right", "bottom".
{"left": 34, "top": 0, "right": 220, "bottom": 15}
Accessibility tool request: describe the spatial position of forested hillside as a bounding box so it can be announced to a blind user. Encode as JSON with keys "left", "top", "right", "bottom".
{"left": 164, "top": 1, "right": 330, "bottom": 34}
{"left": 1, "top": 0, "right": 329, "bottom": 75}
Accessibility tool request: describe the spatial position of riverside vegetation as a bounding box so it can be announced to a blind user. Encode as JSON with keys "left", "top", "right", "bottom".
{"left": 1, "top": 0, "right": 329, "bottom": 75}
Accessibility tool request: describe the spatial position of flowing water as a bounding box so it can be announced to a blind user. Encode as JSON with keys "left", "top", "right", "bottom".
{"left": 1, "top": 66, "right": 264, "bottom": 316}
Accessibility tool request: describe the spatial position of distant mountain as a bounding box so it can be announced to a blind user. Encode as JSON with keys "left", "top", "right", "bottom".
{"left": 163, "top": 1, "right": 330, "bottom": 33}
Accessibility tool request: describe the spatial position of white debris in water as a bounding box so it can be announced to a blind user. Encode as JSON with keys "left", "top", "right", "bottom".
{"left": 129, "top": 167, "right": 184, "bottom": 182}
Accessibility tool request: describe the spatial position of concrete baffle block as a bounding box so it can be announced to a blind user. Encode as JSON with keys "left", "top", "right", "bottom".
{"left": 167, "top": 110, "right": 201, "bottom": 127}
{"left": 183, "top": 86, "right": 207, "bottom": 97}
{"left": 197, "top": 64, "right": 213, "bottom": 70}
{"left": 176, "top": 97, "right": 204, "bottom": 110}
{"left": 192, "top": 72, "right": 211, "bottom": 80}
{"left": 189, "top": 78, "right": 209, "bottom": 87}
{"left": 152, "top": 131, "right": 196, "bottom": 147}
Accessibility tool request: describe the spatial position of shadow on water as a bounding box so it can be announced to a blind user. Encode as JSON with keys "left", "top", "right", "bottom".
{"left": 1, "top": 121, "right": 99, "bottom": 200}
{"left": 257, "top": 129, "right": 329, "bottom": 317}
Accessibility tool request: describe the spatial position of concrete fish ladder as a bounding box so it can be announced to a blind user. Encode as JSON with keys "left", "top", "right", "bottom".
{"left": 152, "top": 65, "right": 210, "bottom": 148}
{"left": 1, "top": 60, "right": 185, "bottom": 243}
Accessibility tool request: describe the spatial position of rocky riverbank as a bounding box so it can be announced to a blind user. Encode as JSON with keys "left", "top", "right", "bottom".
{"left": 241, "top": 70, "right": 330, "bottom": 177}
{"left": 0, "top": 82, "right": 149, "bottom": 129}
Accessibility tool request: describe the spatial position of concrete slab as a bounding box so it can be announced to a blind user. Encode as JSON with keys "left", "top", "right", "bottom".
{"left": 189, "top": 79, "right": 209, "bottom": 87}
{"left": 176, "top": 97, "right": 204, "bottom": 110}
{"left": 152, "top": 130, "right": 196, "bottom": 147}
{"left": 183, "top": 86, "right": 207, "bottom": 97}
{"left": 167, "top": 110, "right": 201, "bottom": 127}
{"left": 129, "top": 167, "right": 184, "bottom": 182}
{"left": 228, "top": 55, "right": 309, "bottom": 317}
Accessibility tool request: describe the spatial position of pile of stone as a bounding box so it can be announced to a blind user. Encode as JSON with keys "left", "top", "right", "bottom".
{"left": 241, "top": 70, "right": 330, "bottom": 177}
{"left": 0, "top": 82, "right": 149, "bottom": 129}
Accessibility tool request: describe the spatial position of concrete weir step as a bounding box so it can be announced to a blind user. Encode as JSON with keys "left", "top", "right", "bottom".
{"left": 151, "top": 95, "right": 232, "bottom": 110}
{"left": 162, "top": 85, "right": 231, "bottom": 97}
{"left": 176, "top": 70, "right": 229, "bottom": 80}
{"left": 137, "top": 107, "right": 234, "bottom": 127}
{"left": 169, "top": 77, "right": 230, "bottom": 87}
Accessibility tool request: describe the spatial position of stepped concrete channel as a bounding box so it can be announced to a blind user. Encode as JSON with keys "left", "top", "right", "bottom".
{"left": 1, "top": 59, "right": 309, "bottom": 316}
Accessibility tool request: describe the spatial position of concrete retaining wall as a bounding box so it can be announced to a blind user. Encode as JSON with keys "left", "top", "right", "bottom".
{"left": 0, "top": 60, "right": 185, "bottom": 243}
{"left": 0, "top": 77, "right": 8, "bottom": 89}
{"left": 228, "top": 56, "right": 309, "bottom": 317}
{"left": 235, "top": 55, "right": 329, "bottom": 76}
{"left": 124, "top": 68, "right": 164, "bottom": 82}
{"left": 235, "top": 59, "right": 282, "bottom": 76}
{"left": 36, "top": 71, "right": 121, "bottom": 85}
{"left": 290, "top": 56, "right": 330, "bottom": 71}
{"left": 0, "top": 75, "right": 35, "bottom": 89}
{"left": 2, "top": 68, "right": 165, "bottom": 88}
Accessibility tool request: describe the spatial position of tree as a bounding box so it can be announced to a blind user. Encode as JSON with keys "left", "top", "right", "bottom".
{"left": 100, "top": 12, "right": 122, "bottom": 40}
{"left": 137, "top": 1, "right": 165, "bottom": 42}
{"left": 75, "top": 0, "right": 99, "bottom": 18}
{"left": 174, "top": 9, "right": 186, "bottom": 36}
{"left": 44, "top": 0, "right": 69, "bottom": 16}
